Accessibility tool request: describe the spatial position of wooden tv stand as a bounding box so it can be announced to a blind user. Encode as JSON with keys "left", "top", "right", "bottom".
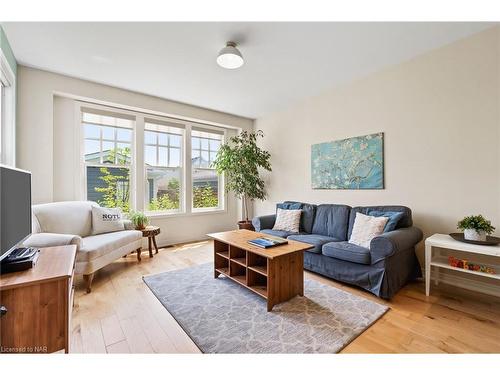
{"left": 0, "top": 245, "right": 76, "bottom": 354}
{"left": 207, "top": 230, "right": 313, "bottom": 311}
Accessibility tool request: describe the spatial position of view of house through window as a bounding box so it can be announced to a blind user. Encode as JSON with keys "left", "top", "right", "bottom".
{"left": 83, "top": 110, "right": 134, "bottom": 212}
{"left": 191, "top": 129, "right": 222, "bottom": 209}
{"left": 81, "top": 105, "right": 225, "bottom": 214}
{"left": 144, "top": 121, "right": 183, "bottom": 212}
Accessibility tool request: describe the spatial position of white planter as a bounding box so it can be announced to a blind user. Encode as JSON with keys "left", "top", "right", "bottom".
{"left": 464, "top": 228, "right": 487, "bottom": 241}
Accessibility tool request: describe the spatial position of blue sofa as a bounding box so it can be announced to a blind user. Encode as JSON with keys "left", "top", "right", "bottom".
{"left": 252, "top": 201, "right": 423, "bottom": 299}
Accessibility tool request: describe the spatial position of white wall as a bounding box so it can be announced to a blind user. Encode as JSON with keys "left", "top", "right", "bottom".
{"left": 254, "top": 27, "right": 500, "bottom": 262}
{"left": 18, "top": 67, "right": 254, "bottom": 245}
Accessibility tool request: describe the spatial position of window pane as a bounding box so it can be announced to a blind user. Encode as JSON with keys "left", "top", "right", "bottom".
{"left": 117, "top": 128, "right": 132, "bottom": 142}
{"left": 158, "top": 133, "right": 168, "bottom": 146}
{"left": 200, "top": 151, "right": 209, "bottom": 167}
{"left": 158, "top": 147, "right": 168, "bottom": 167}
{"left": 192, "top": 137, "right": 200, "bottom": 150}
{"left": 102, "top": 126, "right": 114, "bottom": 140}
{"left": 210, "top": 151, "right": 217, "bottom": 163}
{"left": 102, "top": 141, "right": 115, "bottom": 163}
{"left": 200, "top": 138, "right": 209, "bottom": 150}
{"left": 146, "top": 167, "right": 181, "bottom": 211}
{"left": 86, "top": 166, "right": 130, "bottom": 212}
{"left": 144, "top": 131, "right": 156, "bottom": 144}
{"left": 209, "top": 139, "right": 221, "bottom": 151}
{"left": 84, "top": 124, "right": 100, "bottom": 139}
{"left": 116, "top": 143, "right": 131, "bottom": 165}
{"left": 169, "top": 148, "right": 180, "bottom": 167}
{"left": 193, "top": 169, "right": 218, "bottom": 209}
{"left": 145, "top": 145, "right": 156, "bottom": 166}
{"left": 84, "top": 140, "right": 100, "bottom": 162}
{"left": 170, "top": 134, "right": 181, "bottom": 148}
{"left": 192, "top": 150, "right": 200, "bottom": 167}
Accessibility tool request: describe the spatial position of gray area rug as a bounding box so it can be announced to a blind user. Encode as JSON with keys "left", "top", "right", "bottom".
{"left": 143, "top": 263, "right": 388, "bottom": 353}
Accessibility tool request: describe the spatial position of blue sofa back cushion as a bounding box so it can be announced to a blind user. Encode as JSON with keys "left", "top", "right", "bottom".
{"left": 347, "top": 205, "right": 413, "bottom": 239}
{"left": 311, "top": 204, "right": 351, "bottom": 240}
{"left": 284, "top": 201, "right": 317, "bottom": 233}
{"left": 276, "top": 202, "right": 302, "bottom": 210}
{"left": 367, "top": 210, "right": 405, "bottom": 232}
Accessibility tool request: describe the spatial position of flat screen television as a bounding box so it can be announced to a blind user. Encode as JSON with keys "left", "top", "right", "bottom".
{"left": 0, "top": 165, "right": 32, "bottom": 261}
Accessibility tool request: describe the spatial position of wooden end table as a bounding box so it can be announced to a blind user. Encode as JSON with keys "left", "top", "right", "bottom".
{"left": 141, "top": 226, "right": 161, "bottom": 258}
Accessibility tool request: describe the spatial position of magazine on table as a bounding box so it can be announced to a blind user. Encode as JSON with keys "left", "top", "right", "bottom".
{"left": 248, "top": 236, "right": 288, "bottom": 248}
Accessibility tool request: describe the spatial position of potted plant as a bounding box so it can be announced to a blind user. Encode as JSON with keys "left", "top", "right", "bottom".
{"left": 212, "top": 130, "right": 272, "bottom": 230}
{"left": 457, "top": 214, "right": 495, "bottom": 241}
{"left": 128, "top": 211, "right": 149, "bottom": 230}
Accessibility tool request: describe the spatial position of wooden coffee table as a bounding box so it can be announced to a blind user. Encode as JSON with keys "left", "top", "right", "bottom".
{"left": 207, "top": 229, "right": 313, "bottom": 311}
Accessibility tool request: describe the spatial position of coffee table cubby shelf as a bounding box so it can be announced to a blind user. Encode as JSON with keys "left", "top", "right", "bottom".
{"left": 209, "top": 230, "right": 313, "bottom": 311}
{"left": 214, "top": 240, "right": 268, "bottom": 298}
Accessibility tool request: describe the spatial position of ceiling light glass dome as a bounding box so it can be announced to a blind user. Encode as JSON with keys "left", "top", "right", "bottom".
{"left": 217, "top": 41, "right": 244, "bottom": 69}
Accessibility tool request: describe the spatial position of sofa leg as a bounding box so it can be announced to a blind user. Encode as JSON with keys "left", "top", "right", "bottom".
{"left": 136, "top": 248, "right": 142, "bottom": 262}
{"left": 83, "top": 273, "right": 94, "bottom": 294}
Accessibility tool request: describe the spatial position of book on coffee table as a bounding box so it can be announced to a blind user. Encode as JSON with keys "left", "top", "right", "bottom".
{"left": 248, "top": 237, "right": 288, "bottom": 249}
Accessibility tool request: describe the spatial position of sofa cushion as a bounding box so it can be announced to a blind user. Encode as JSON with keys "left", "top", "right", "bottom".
{"left": 78, "top": 230, "right": 142, "bottom": 262}
{"left": 260, "top": 229, "right": 298, "bottom": 238}
{"left": 91, "top": 206, "right": 125, "bottom": 235}
{"left": 272, "top": 208, "right": 301, "bottom": 233}
{"left": 348, "top": 212, "right": 388, "bottom": 249}
{"left": 348, "top": 206, "right": 413, "bottom": 239}
{"left": 287, "top": 234, "right": 341, "bottom": 254}
{"left": 284, "top": 201, "right": 317, "bottom": 233}
{"left": 322, "top": 241, "right": 371, "bottom": 265}
{"left": 367, "top": 210, "right": 405, "bottom": 232}
{"left": 310, "top": 204, "right": 351, "bottom": 240}
{"left": 277, "top": 202, "right": 302, "bottom": 210}
{"left": 33, "top": 201, "right": 98, "bottom": 237}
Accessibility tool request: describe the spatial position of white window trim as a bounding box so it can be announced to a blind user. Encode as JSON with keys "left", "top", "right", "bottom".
{"left": 74, "top": 101, "right": 228, "bottom": 217}
{"left": 0, "top": 49, "right": 16, "bottom": 167}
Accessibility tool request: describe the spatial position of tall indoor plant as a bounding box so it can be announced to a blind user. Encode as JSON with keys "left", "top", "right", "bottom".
{"left": 212, "top": 130, "right": 271, "bottom": 229}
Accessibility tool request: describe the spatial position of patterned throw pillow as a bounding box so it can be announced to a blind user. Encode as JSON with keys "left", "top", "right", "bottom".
{"left": 348, "top": 212, "right": 389, "bottom": 249}
{"left": 272, "top": 208, "right": 301, "bottom": 233}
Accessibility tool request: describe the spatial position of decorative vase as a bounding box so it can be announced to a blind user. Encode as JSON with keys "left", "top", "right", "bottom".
{"left": 464, "top": 228, "right": 486, "bottom": 241}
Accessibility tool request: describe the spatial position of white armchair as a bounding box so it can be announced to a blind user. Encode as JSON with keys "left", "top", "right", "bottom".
{"left": 24, "top": 201, "right": 142, "bottom": 293}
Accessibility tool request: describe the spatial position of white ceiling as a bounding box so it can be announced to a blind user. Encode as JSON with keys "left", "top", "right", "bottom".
{"left": 2, "top": 22, "right": 495, "bottom": 119}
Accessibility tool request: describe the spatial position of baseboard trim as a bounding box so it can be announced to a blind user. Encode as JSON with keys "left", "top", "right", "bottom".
{"left": 424, "top": 268, "right": 500, "bottom": 298}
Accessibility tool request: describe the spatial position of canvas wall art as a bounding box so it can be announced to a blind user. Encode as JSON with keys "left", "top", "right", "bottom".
{"left": 311, "top": 133, "right": 384, "bottom": 189}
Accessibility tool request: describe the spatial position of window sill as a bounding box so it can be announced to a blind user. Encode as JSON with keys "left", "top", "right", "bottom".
{"left": 146, "top": 208, "right": 227, "bottom": 220}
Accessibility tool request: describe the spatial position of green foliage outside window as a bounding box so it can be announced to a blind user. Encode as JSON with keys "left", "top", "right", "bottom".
{"left": 95, "top": 147, "right": 131, "bottom": 213}
{"left": 193, "top": 184, "right": 218, "bottom": 208}
{"left": 148, "top": 178, "right": 181, "bottom": 211}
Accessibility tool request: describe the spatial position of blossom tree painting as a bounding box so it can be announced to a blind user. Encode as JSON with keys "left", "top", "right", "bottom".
{"left": 311, "top": 133, "right": 384, "bottom": 189}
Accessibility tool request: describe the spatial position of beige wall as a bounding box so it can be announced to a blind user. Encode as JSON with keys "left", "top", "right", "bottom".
{"left": 254, "top": 27, "right": 500, "bottom": 261}
{"left": 17, "top": 67, "right": 254, "bottom": 245}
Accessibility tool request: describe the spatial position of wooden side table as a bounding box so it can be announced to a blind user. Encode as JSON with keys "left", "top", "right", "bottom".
{"left": 142, "top": 226, "right": 161, "bottom": 258}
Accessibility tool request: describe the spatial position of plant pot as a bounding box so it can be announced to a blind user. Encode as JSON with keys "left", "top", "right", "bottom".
{"left": 136, "top": 224, "right": 146, "bottom": 230}
{"left": 464, "top": 228, "right": 486, "bottom": 241}
{"left": 238, "top": 220, "right": 255, "bottom": 231}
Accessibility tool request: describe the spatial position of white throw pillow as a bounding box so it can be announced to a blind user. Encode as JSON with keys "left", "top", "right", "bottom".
{"left": 349, "top": 212, "right": 389, "bottom": 249}
{"left": 91, "top": 206, "right": 125, "bottom": 235}
{"left": 272, "top": 208, "right": 301, "bottom": 233}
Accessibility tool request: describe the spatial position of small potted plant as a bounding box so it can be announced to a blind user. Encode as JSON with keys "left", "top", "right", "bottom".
{"left": 457, "top": 214, "right": 495, "bottom": 241}
{"left": 129, "top": 211, "right": 149, "bottom": 230}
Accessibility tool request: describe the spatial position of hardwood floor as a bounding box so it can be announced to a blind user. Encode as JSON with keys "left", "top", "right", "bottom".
{"left": 71, "top": 240, "right": 500, "bottom": 353}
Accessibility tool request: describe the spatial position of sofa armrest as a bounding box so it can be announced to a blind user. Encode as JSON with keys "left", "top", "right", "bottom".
{"left": 122, "top": 219, "right": 135, "bottom": 231}
{"left": 370, "top": 227, "right": 423, "bottom": 263}
{"left": 252, "top": 214, "right": 276, "bottom": 232}
{"left": 23, "top": 233, "right": 83, "bottom": 250}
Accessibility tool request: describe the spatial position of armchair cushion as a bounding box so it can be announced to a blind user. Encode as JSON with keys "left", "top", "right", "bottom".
{"left": 23, "top": 232, "right": 82, "bottom": 249}
{"left": 287, "top": 234, "right": 341, "bottom": 254}
{"left": 252, "top": 214, "right": 276, "bottom": 232}
{"left": 370, "top": 226, "right": 423, "bottom": 263}
{"left": 322, "top": 241, "right": 371, "bottom": 265}
{"left": 78, "top": 230, "right": 142, "bottom": 262}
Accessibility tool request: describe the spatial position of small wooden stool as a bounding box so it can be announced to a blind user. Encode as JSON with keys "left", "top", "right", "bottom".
{"left": 141, "top": 226, "right": 161, "bottom": 258}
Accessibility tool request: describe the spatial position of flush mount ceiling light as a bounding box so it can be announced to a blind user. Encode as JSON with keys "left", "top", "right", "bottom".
{"left": 217, "top": 41, "right": 244, "bottom": 69}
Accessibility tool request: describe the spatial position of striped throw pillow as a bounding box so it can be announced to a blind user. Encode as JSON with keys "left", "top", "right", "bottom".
{"left": 272, "top": 208, "right": 301, "bottom": 233}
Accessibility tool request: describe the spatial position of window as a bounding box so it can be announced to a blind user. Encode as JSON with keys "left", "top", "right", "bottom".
{"left": 0, "top": 82, "right": 3, "bottom": 161}
{"left": 144, "top": 120, "right": 184, "bottom": 213}
{"left": 82, "top": 109, "right": 134, "bottom": 212}
{"left": 192, "top": 129, "right": 223, "bottom": 210}
{"left": 79, "top": 103, "right": 226, "bottom": 216}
